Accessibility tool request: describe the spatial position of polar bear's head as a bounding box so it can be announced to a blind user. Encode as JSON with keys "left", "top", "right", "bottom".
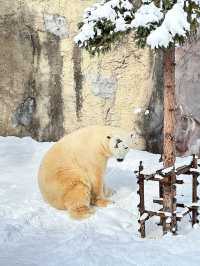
{"left": 107, "top": 135, "right": 130, "bottom": 162}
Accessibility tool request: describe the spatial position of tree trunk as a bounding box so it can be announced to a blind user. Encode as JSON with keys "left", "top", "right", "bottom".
{"left": 163, "top": 48, "right": 176, "bottom": 168}
{"left": 162, "top": 47, "right": 176, "bottom": 234}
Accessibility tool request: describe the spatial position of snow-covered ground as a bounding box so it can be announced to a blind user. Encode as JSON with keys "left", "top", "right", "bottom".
{"left": 0, "top": 136, "right": 200, "bottom": 266}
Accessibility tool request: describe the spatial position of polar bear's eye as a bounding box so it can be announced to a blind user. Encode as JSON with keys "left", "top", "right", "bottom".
{"left": 124, "top": 146, "right": 128, "bottom": 150}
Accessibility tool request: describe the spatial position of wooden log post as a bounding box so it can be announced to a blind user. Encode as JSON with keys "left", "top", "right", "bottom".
{"left": 159, "top": 180, "right": 164, "bottom": 225}
{"left": 157, "top": 180, "right": 164, "bottom": 227}
{"left": 163, "top": 47, "right": 176, "bottom": 234}
{"left": 159, "top": 182, "right": 164, "bottom": 199}
{"left": 137, "top": 161, "right": 146, "bottom": 238}
{"left": 162, "top": 171, "right": 177, "bottom": 234}
{"left": 191, "top": 154, "right": 199, "bottom": 226}
{"left": 171, "top": 172, "right": 177, "bottom": 234}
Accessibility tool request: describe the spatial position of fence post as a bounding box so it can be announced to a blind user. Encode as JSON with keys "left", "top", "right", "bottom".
{"left": 137, "top": 161, "right": 145, "bottom": 238}
{"left": 191, "top": 154, "right": 199, "bottom": 226}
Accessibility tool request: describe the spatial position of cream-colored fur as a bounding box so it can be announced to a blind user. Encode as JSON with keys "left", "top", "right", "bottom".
{"left": 38, "top": 125, "right": 131, "bottom": 219}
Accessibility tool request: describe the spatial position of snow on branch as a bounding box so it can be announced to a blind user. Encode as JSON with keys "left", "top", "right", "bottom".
{"left": 147, "top": 2, "right": 190, "bottom": 48}
{"left": 74, "top": 0, "right": 135, "bottom": 54}
{"left": 75, "top": 0, "right": 200, "bottom": 53}
{"left": 130, "top": 2, "right": 163, "bottom": 28}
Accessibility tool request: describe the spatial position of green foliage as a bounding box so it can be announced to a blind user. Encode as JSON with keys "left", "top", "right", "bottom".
{"left": 85, "top": 28, "right": 132, "bottom": 56}
{"left": 76, "top": 0, "right": 200, "bottom": 55}
{"left": 134, "top": 23, "right": 160, "bottom": 48}
{"left": 185, "top": 0, "right": 200, "bottom": 34}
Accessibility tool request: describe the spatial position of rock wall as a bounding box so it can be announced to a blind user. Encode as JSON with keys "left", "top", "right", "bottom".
{"left": 0, "top": 0, "right": 163, "bottom": 152}
{"left": 0, "top": 0, "right": 65, "bottom": 141}
{"left": 176, "top": 35, "right": 200, "bottom": 156}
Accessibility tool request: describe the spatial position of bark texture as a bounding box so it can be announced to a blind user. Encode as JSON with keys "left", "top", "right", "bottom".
{"left": 163, "top": 48, "right": 176, "bottom": 234}
{"left": 163, "top": 48, "right": 176, "bottom": 168}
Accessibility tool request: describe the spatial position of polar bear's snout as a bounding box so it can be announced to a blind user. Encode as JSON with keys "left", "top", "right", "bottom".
{"left": 117, "top": 158, "right": 124, "bottom": 162}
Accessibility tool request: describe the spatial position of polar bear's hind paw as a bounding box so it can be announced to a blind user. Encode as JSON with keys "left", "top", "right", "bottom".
{"left": 93, "top": 198, "right": 113, "bottom": 207}
{"left": 69, "top": 206, "right": 95, "bottom": 220}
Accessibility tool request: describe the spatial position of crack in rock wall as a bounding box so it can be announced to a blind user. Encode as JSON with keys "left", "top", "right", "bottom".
{"left": 72, "top": 44, "right": 83, "bottom": 121}
{"left": 138, "top": 50, "right": 164, "bottom": 154}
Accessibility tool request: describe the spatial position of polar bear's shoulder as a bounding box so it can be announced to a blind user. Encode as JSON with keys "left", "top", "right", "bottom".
{"left": 61, "top": 125, "right": 128, "bottom": 139}
{"left": 56, "top": 125, "right": 130, "bottom": 152}
{"left": 77, "top": 125, "right": 129, "bottom": 136}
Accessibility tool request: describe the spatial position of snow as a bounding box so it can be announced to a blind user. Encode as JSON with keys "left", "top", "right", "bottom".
{"left": 120, "top": 0, "right": 133, "bottom": 10}
{"left": 141, "top": 155, "right": 193, "bottom": 175}
{"left": 131, "top": 2, "right": 163, "bottom": 28}
{"left": 178, "top": 207, "right": 190, "bottom": 217}
{"left": 166, "top": 217, "right": 172, "bottom": 224}
{"left": 190, "top": 168, "right": 200, "bottom": 173}
{"left": 147, "top": 1, "right": 190, "bottom": 48}
{"left": 74, "top": 0, "right": 134, "bottom": 46}
{"left": 1, "top": 136, "right": 200, "bottom": 265}
{"left": 154, "top": 174, "right": 163, "bottom": 180}
{"left": 115, "top": 15, "right": 128, "bottom": 32}
{"left": 75, "top": 0, "right": 200, "bottom": 50}
{"left": 139, "top": 213, "right": 149, "bottom": 221}
{"left": 189, "top": 203, "right": 200, "bottom": 207}
{"left": 133, "top": 108, "right": 150, "bottom": 115}
{"left": 146, "top": 24, "right": 173, "bottom": 49}
{"left": 74, "top": 22, "right": 96, "bottom": 47}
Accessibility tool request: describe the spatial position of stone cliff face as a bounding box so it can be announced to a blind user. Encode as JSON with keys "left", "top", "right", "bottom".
{"left": 0, "top": 0, "right": 164, "bottom": 152}
{"left": 0, "top": 1, "right": 65, "bottom": 141}
{"left": 176, "top": 35, "right": 200, "bottom": 156}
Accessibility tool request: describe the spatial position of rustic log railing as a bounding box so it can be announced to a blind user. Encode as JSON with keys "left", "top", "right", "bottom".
{"left": 136, "top": 155, "right": 200, "bottom": 238}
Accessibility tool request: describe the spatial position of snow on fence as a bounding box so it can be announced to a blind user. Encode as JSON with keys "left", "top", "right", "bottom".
{"left": 135, "top": 154, "right": 200, "bottom": 238}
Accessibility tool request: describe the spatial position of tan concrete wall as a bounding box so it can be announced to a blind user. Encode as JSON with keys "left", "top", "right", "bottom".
{"left": 0, "top": 0, "right": 161, "bottom": 150}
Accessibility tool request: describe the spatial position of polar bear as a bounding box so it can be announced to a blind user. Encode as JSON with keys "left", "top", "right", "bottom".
{"left": 38, "top": 125, "right": 133, "bottom": 219}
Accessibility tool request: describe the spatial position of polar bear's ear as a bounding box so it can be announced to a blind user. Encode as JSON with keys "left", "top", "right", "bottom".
{"left": 130, "top": 132, "right": 141, "bottom": 141}
{"left": 107, "top": 136, "right": 111, "bottom": 140}
{"left": 130, "top": 133, "right": 135, "bottom": 138}
{"left": 126, "top": 132, "right": 136, "bottom": 147}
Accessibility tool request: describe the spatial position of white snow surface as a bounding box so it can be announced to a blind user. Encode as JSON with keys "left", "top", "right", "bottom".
{"left": 131, "top": 2, "right": 163, "bottom": 28}
{"left": 147, "top": 1, "right": 190, "bottom": 48}
{"left": 1, "top": 136, "right": 200, "bottom": 266}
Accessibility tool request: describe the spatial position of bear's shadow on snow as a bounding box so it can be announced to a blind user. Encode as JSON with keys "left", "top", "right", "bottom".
{"left": 105, "top": 166, "right": 137, "bottom": 192}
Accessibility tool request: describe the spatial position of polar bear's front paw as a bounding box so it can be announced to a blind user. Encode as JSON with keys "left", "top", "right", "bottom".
{"left": 103, "top": 185, "right": 116, "bottom": 197}
{"left": 93, "top": 198, "right": 113, "bottom": 207}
